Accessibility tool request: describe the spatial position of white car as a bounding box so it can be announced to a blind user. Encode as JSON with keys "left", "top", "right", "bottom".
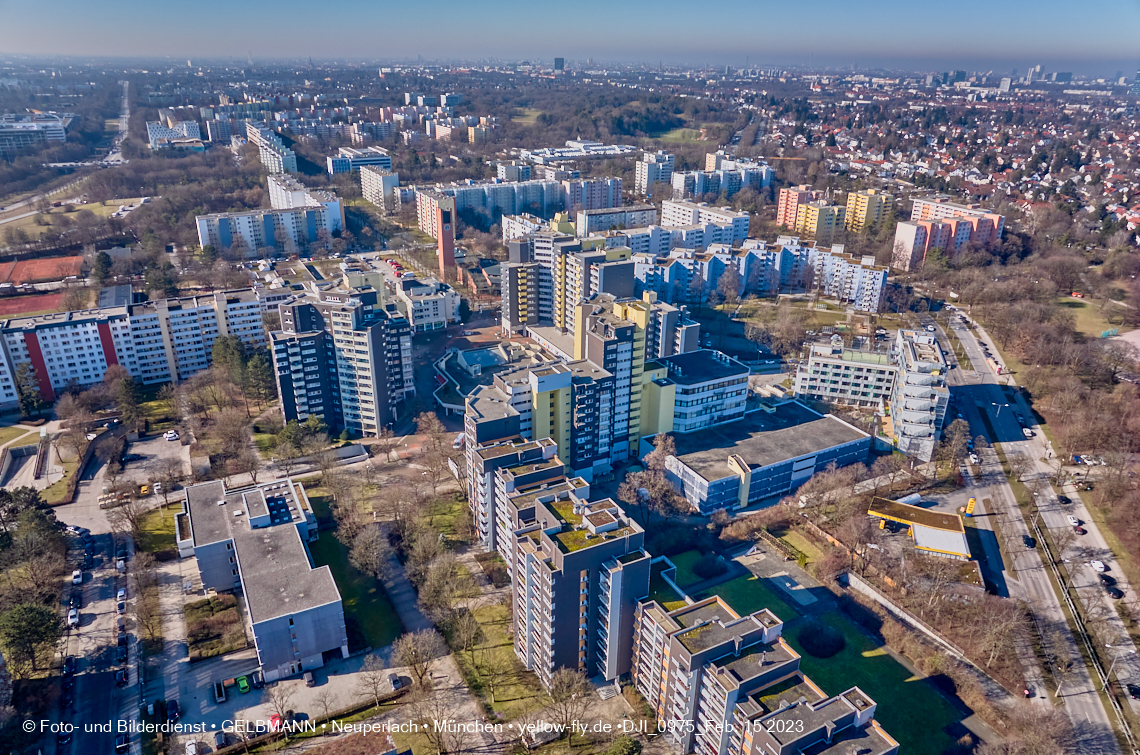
{"left": 969, "top": 453, "right": 980, "bottom": 465}
{"left": 925, "top": 325, "right": 936, "bottom": 332}
{"left": 164, "top": 431, "right": 180, "bottom": 441}
{"left": 117, "top": 588, "right": 126, "bottom": 602}
{"left": 1066, "top": 515, "right": 1081, "bottom": 527}
{"left": 68, "top": 608, "right": 79, "bottom": 627}
{"left": 1022, "top": 428, "right": 1034, "bottom": 439}
{"left": 71, "top": 570, "right": 82, "bottom": 585}
{"left": 1090, "top": 560, "right": 1108, "bottom": 573}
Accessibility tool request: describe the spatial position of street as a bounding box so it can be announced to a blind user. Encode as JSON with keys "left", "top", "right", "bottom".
{"left": 941, "top": 311, "right": 1125, "bottom": 752}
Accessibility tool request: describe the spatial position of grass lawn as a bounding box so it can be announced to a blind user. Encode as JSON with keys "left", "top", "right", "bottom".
{"left": 0, "top": 425, "right": 32, "bottom": 447}
{"left": 184, "top": 593, "right": 247, "bottom": 661}
{"left": 42, "top": 459, "right": 78, "bottom": 505}
{"left": 778, "top": 530, "right": 825, "bottom": 564}
{"left": 1056, "top": 296, "right": 1131, "bottom": 338}
{"left": 668, "top": 549, "right": 705, "bottom": 587}
{"left": 454, "top": 602, "right": 545, "bottom": 720}
{"left": 649, "top": 562, "right": 687, "bottom": 611}
{"left": 307, "top": 533, "right": 403, "bottom": 650}
{"left": 253, "top": 432, "right": 277, "bottom": 456}
{"left": 138, "top": 503, "right": 181, "bottom": 555}
{"left": 783, "top": 613, "right": 962, "bottom": 755}
{"left": 0, "top": 198, "right": 143, "bottom": 240}
{"left": 657, "top": 127, "right": 703, "bottom": 142}
{"left": 425, "top": 496, "right": 470, "bottom": 545}
{"left": 511, "top": 108, "right": 542, "bottom": 124}
{"left": 696, "top": 573, "right": 799, "bottom": 621}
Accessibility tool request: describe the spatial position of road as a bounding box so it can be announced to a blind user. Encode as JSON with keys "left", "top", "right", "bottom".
{"left": 940, "top": 311, "right": 1124, "bottom": 753}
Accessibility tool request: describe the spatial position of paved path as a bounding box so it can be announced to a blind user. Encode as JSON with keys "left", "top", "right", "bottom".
{"left": 379, "top": 524, "right": 434, "bottom": 633}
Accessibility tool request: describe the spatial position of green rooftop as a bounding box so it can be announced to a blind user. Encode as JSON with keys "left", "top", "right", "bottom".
{"left": 552, "top": 523, "right": 637, "bottom": 553}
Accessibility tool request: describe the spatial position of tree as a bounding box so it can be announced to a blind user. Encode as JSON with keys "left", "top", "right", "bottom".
{"left": 231, "top": 447, "right": 263, "bottom": 484}
{"left": 418, "top": 552, "right": 469, "bottom": 622}
{"left": 262, "top": 683, "right": 295, "bottom": 736}
{"left": 107, "top": 496, "right": 148, "bottom": 548}
{"left": 113, "top": 375, "right": 141, "bottom": 429}
{"left": 481, "top": 645, "right": 512, "bottom": 704}
{"left": 245, "top": 353, "right": 276, "bottom": 404}
{"left": 0, "top": 603, "right": 63, "bottom": 675}
{"left": 156, "top": 457, "right": 184, "bottom": 505}
{"left": 547, "top": 668, "right": 593, "bottom": 745}
{"left": 451, "top": 609, "right": 483, "bottom": 665}
{"left": 416, "top": 411, "right": 448, "bottom": 455}
{"left": 391, "top": 629, "right": 447, "bottom": 688}
{"left": 14, "top": 363, "right": 43, "bottom": 417}
{"left": 419, "top": 446, "right": 452, "bottom": 497}
{"left": 348, "top": 525, "right": 394, "bottom": 583}
{"left": 938, "top": 418, "right": 971, "bottom": 470}
{"left": 717, "top": 266, "right": 741, "bottom": 307}
{"left": 356, "top": 654, "right": 390, "bottom": 707}
{"left": 312, "top": 688, "right": 338, "bottom": 724}
{"left": 374, "top": 427, "right": 398, "bottom": 462}
{"left": 60, "top": 287, "right": 89, "bottom": 312}
{"left": 91, "top": 251, "right": 113, "bottom": 287}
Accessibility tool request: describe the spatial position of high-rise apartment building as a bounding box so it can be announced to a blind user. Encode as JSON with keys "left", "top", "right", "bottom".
{"left": 415, "top": 190, "right": 457, "bottom": 274}
{"left": 1131, "top": 71, "right": 1140, "bottom": 96}
{"left": 0, "top": 112, "right": 72, "bottom": 155}
{"left": 561, "top": 177, "right": 623, "bottom": 214}
{"left": 360, "top": 166, "right": 400, "bottom": 213}
{"left": 576, "top": 205, "right": 659, "bottom": 236}
{"left": 891, "top": 198, "right": 1003, "bottom": 271}
{"left": 794, "top": 201, "right": 846, "bottom": 243}
{"left": 660, "top": 201, "right": 749, "bottom": 244}
{"left": 268, "top": 174, "right": 344, "bottom": 233}
{"left": 844, "top": 189, "right": 891, "bottom": 232}
{"left": 196, "top": 177, "right": 342, "bottom": 256}
{"left": 633, "top": 595, "right": 898, "bottom": 755}
{"left": 635, "top": 150, "right": 675, "bottom": 197}
{"left": 794, "top": 342, "right": 897, "bottom": 409}
{"left": 270, "top": 287, "right": 414, "bottom": 437}
{"left": 909, "top": 197, "right": 1004, "bottom": 241}
{"left": 776, "top": 185, "right": 822, "bottom": 228}
{"left": 146, "top": 120, "right": 201, "bottom": 149}
{"left": 204, "top": 119, "right": 232, "bottom": 143}
{"left": 497, "top": 162, "right": 533, "bottom": 182}
{"left": 245, "top": 124, "right": 298, "bottom": 173}
{"left": 889, "top": 329, "right": 949, "bottom": 462}
{"left": 0, "top": 290, "right": 266, "bottom": 406}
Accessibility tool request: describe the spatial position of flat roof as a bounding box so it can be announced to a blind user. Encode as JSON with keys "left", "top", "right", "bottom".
{"left": 670, "top": 401, "right": 869, "bottom": 481}
{"left": 659, "top": 349, "right": 748, "bottom": 385}
{"left": 867, "top": 497, "right": 964, "bottom": 532}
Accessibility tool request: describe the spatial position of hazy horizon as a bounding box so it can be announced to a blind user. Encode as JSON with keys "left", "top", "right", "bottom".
{"left": 1, "top": 0, "right": 1138, "bottom": 79}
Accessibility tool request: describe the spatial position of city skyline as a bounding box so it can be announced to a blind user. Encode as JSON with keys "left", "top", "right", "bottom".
{"left": 1, "top": 0, "right": 1139, "bottom": 78}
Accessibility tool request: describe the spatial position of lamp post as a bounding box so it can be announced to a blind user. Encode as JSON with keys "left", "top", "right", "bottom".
{"left": 1103, "top": 645, "right": 1135, "bottom": 691}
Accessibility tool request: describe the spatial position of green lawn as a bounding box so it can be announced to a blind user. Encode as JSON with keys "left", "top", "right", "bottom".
{"left": 706, "top": 571, "right": 963, "bottom": 755}
{"left": 138, "top": 503, "right": 181, "bottom": 555}
{"left": 778, "top": 530, "right": 825, "bottom": 565}
{"left": 649, "top": 561, "right": 687, "bottom": 611}
{"left": 253, "top": 432, "right": 276, "bottom": 456}
{"left": 783, "top": 614, "right": 962, "bottom": 755}
{"left": 307, "top": 533, "right": 403, "bottom": 649}
{"left": 0, "top": 425, "right": 31, "bottom": 447}
{"left": 453, "top": 602, "right": 546, "bottom": 720}
{"left": 1056, "top": 296, "right": 1131, "bottom": 338}
{"left": 668, "top": 549, "right": 705, "bottom": 587}
{"left": 511, "top": 108, "right": 542, "bottom": 125}
{"left": 42, "top": 459, "right": 78, "bottom": 505}
{"left": 657, "top": 127, "right": 703, "bottom": 142}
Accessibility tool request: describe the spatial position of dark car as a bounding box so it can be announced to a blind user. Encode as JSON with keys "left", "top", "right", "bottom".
{"left": 63, "top": 656, "right": 76, "bottom": 675}
{"left": 251, "top": 670, "right": 264, "bottom": 689}
{"left": 117, "top": 645, "right": 128, "bottom": 663}
{"left": 1083, "top": 482, "right": 1095, "bottom": 491}
{"left": 214, "top": 732, "right": 226, "bottom": 749}
{"left": 1057, "top": 495, "right": 1072, "bottom": 505}
{"left": 1100, "top": 574, "right": 1117, "bottom": 586}
{"left": 1108, "top": 587, "right": 1125, "bottom": 600}
{"left": 1022, "top": 535, "right": 1036, "bottom": 548}
{"left": 115, "top": 669, "right": 128, "bottom": 686}
{"left": 1128, "top": 683, "right": 1140, "bottom": 700}
{"left": 61, "top": 691, "right": 73, "bottom": 708}
{"left": 115, "top": 733, "right": 129, "bottom": 753}
{"left": 1074, "top": 526, "right": 1086, "bottom": 535}
{"left": 166, "top": 699, "right": 179, "bottom": 721}
{"left": 118, "top": 633, "right": 128, "bottom": 648}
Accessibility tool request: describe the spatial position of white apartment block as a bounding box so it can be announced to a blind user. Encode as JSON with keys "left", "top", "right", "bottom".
{"left": 245, "top": 123, "right": 298, "bottom": 173}
{"left": 393, "top": 277, "right": 461, "bottom": 332}
{"left": 196, "top": 206, "right": 333, "bottom": 257}
{"left": 635, "top": 150, "right": 675, "bottom": 197}
{"left": 0, "top": 290, "right": 266, "bottom": 407}
{"left": 576, "top": 205, "right": 658, "bottom": 236}
{"left": 560, "top": 177, "right": 622, "bottom": 214}
{"left": 794, "top": 343, "right": 897, "bottom": 409}
{"left": 660, "top": 201, "right": 749, "bottom": 244}
{"left": 501, "top": 213, "right": 546, "bottom": 243}
{"left": 268, "top": 174, "right": 344, "bottom": 233}
{"left": 360, "top": 166, "right": 399, "bottom": 213}
{"left": 890, "top": 329, "right": 950, "bottom": 462}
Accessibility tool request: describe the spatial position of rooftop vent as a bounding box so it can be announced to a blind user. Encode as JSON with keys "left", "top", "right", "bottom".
{"left": 233, "top": 510, "right": 244, "bottom": 517}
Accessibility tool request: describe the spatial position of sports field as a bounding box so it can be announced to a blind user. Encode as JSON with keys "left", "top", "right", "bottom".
{"left": 0, "top": 292, "right": 64, "bottom": 316}
{"left": 0, "top": 255, "right": 83, "bottom": 284}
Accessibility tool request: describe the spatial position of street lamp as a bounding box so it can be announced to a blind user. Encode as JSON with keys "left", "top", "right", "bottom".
{"left": 991, "top": 402, "right": 1009, "bottom": 419}
{"left": 1103, "top": 645, "right": 1135, "bottom": 691}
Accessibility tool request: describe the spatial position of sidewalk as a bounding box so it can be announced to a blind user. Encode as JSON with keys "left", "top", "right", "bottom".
{"left": 380, "top": 525, "right": 434, "bottom": 634}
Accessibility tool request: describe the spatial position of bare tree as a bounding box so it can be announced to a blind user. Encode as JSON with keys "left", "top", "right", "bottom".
{"left": 451, "top": 609, "right": 483, "bottom": 665}
{"left": 231, "top": 447, "right": 263, "bottom": 484}
{"left": 356, "top": 654, "right": 390, "bottom": 707}
{"left": 391, "top": 629, "right": 447, "bottom": 688}
{"left": 262, "top": 683, "right": 295, "bottom": 734}
{"left": 156, "top": 457, "right": 184, "bottom": 505}
{"left": 312, "top": 688, "right": 338, "bottom": 724}
{"left": 547, "top": 668, "right": 593, "bottom": 745}
{"left": 107, "top": 496, "right": 148, "bottom": 549}
{"left": 374, "top": 427, "right": 398, "bottom": 462}
{"left": 480, "top": 646, "right": 513, "bottom": 704}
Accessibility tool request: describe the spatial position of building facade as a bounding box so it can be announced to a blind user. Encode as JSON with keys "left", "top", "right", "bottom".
{"left": 660, "top": 201, "right": 749, "bottom": 244}
{"left": 888, "top": 329, "right": 950, "bottom": 462}
{"left": 326, "top": 146, "right": 392, "bottom": 174}
{"left": 776, "top": 185, "right": 822, "bottom": 228}
{"left": 393, "top": 276, "right": 461, "bottom": 332}
{"left": 576, "top": 205, "right": 659, "bottom": 236}
{"left": 794, "top": 201, "right": 846, "bottom": 244}
{"left": 270, "top": 287, "right": 414, "bottom": 437}
{"left": 844, "top": 189, "right": 891, "bottom": 232}
{"left": 794, "top": 342, "right": 897, "bottom": 409}
{"left": 0, "top": 290, "right": 266, "bottom": 406}
{"left": 636, "top": 150, "right": 675, "bottom": 197}
{"left": 360, "top": 166, "right": 400, "bottom": 213}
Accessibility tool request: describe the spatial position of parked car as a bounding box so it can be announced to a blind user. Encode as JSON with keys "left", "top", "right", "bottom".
{"left": 63, "top": 656, "right": 76, "bottom": 676}
{"left": 1022, "top": 535, "right": 1036, "bottom": 549}
{"left": 304, "top": 671, "right": 315, "bottom": 687}
{"left": 166, "top": 699, "right": 179, "bottom": 721}
{"left": 1022, "top": 428, "right": 1035, "bottom": 438}
{"left": 117, "top": 587, "right": 126, "bottom": 602}
{"left": 969, "top": 453, "right": 980, "bottom": 465}
{"left": 71, "top": 569, "right": 82, "bottom": 585}
{"left": 1073, "top": 526, "right": 1086, "bottom": 535}
{"left": 185, "top": 742, "right": 198, "bottom": 755}
{"left": 1100, "top": 574, "right": 1117, "bottom": 586}
{"left": 1128, "top": 683, "right": 1140, "bottom": 700}
{"left": 115, "top": 670, "right": 128, "bottom": 686}
{"left": 251, "top": 670, "right": 264, "bottom": 689}
{"left": 116, "top": 600, "right": 126, "bottom": 615}
{"left": 1057, "top": 495, "right": 1072, "bottom": 505}
{"left": 1107, "top": 587, "right": 1125, "bottom": 600}
{"left": 1066, "top": 515, "right": 1081, "bottom": 527}
{"left": 117, "top": 645, "right": 127, "bottom": 663}
{"left": 269, "top": 714, "right": 282, "bottom": 732}
{"left": 1089, "top": 560, "right": 1108, "bottom": 572}
{"left": 236, "top": 676, "right": 250, "bottom": 694}
{"left": 67, "top": 608, "right": 78, "bottom": 627}
{"left": 388, "top": 672, "right": 403, "bottom": 690}
{"left": 214, "top": 732, "right": 227, "bottom": 749}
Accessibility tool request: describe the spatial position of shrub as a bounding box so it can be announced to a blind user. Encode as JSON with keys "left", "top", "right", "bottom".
{"left": 796, "top": 620, "right": 846, "bottom": 658}
{"left": 692, "top": 553, "right": 728, "bottom": 580}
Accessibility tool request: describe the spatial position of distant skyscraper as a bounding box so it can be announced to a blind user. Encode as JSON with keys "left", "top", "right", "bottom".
{"left": 554, "top": 57, "right": 565, "bottom": 71}
{"left": 1131, "top": 71, "right": 1140, "bottom": 97}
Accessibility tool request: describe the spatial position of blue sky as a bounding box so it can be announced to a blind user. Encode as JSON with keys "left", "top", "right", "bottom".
{"left": 1, "top": 0, "right": 1138, "bottom": 76}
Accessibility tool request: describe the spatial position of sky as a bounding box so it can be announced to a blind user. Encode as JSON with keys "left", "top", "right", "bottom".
{"left": 1, "top": 0, "right": 1138, "bottom": 77}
